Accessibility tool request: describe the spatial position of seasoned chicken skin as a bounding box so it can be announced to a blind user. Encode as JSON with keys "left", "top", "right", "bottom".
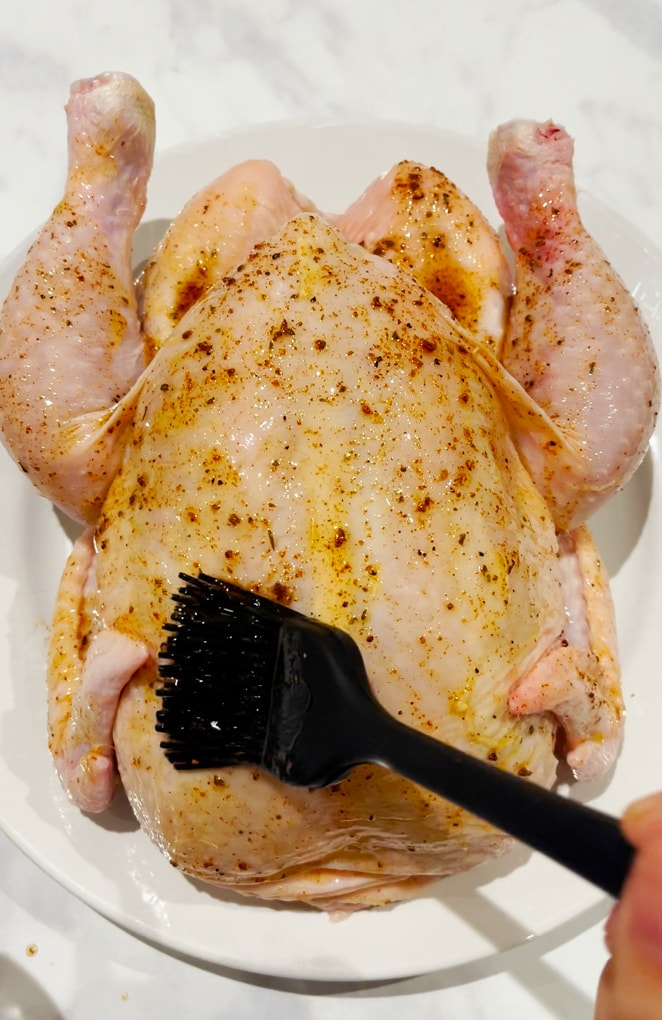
{"left": 488, "top": 120, "right": 660, "bottom": 530}
{"left": 139, "top": 158, "right": 319, "bottom": 358}
{"left": 0, "top": 72, "right": 154, "bottom": 524}
{"left": 336, "top": 159, "right": 512, "bottom": 355}
{"left": 0, "top": 75, "right": 658, "bottom": 910}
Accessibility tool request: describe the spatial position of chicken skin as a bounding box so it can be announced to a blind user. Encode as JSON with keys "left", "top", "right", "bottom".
{"left": 0, "top": 72, "right": 154, "bottom": 524}
{"left": 139, "top": 158, "right": 319, "bottom": 359}
{"left": 336, "top": 159, "right": 512, "bottom": 356}
{"left": 488, "top": 120, "right": 659, "bottom": 530}
{"left": 0, "top": 74, "right": 658, "bottom": 910}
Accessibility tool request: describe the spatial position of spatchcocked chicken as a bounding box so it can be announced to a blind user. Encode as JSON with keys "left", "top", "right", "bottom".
{"left": 0, "top": 72, "right": 658, "bottom": 911}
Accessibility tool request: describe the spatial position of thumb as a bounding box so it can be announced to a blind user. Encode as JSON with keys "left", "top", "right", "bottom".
{"left": 596, "top": 793, "right": 662, "bottom": 1020}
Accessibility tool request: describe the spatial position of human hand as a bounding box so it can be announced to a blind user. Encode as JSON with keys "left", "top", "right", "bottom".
{"left": 595, "top": 793, "right": 662, "bottom": 1019}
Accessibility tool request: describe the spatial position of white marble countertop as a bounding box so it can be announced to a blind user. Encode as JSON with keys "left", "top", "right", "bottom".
{"left": 1, "top": 1, "right": 662, "bottom": 1017}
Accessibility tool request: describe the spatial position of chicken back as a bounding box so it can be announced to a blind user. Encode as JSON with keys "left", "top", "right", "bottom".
{"left": 0, "top": 72, "right": 658, "bottom": 911}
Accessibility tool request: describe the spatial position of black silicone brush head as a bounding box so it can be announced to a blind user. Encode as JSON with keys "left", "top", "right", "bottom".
{"left": 156, "top": 573, "right": 279, "bottom": 769}
{"left": 155, "top": 572, "right": 373, "bottom": 785}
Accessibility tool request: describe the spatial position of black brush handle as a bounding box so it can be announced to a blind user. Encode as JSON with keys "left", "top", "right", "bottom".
{"left": 281, "top": 614, "right": 634, "bottom": 899}
{"left": 364, "top": 709, "right": 633, "bottom": 899}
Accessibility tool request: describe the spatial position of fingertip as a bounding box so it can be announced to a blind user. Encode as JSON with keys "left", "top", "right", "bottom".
{"left": 622, "top": 792, "right": 662, "bottom": 845}
{"left": 616, "top": 835, "right": 662, "bottom": 971}
{"left": 604, "top": 901, "right": 621, "bottom": 955}
{"left": 595, "top": 957, "right": 614, "bottom": 1020}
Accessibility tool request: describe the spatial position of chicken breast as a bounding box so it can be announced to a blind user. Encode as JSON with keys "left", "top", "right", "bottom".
{"left": 0, "top": 75, "right": 658, "bottom": 911}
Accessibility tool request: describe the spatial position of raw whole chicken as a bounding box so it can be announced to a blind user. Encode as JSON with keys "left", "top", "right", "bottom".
{"left": 0, "top": 72, "right": 659, "bottom": 911}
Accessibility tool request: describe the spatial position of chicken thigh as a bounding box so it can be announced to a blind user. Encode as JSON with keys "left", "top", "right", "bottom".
{"left": 336, "top": 159, "right": 512, "bottom": 355}
{"left": 0, "top": 75, "right": 658, "bottom": 910}
{"left": 139, "top": 158, "right": 319, "bottom": 358}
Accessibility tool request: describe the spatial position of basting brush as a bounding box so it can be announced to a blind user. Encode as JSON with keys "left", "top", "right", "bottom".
{"left": 156, "top": 572, "right": 633, "bottom": 898}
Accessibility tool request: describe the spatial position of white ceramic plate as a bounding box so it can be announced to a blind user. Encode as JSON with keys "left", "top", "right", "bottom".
{"left": 1, "top": 122, "right": 661, "bottom": 983}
